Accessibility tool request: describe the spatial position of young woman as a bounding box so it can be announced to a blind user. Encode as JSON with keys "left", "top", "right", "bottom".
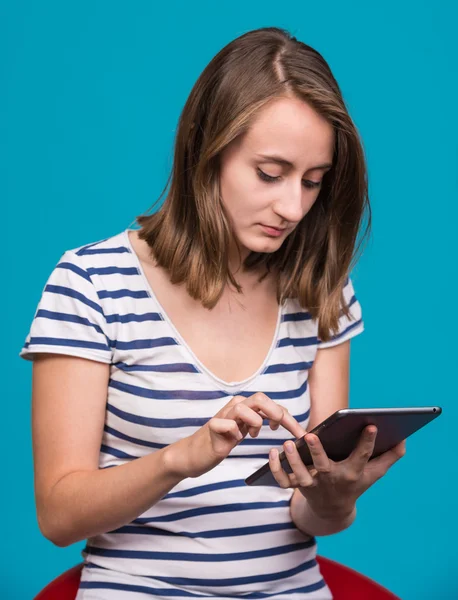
{"left": 20, "top": 27, "right": 406, "bottom": 600}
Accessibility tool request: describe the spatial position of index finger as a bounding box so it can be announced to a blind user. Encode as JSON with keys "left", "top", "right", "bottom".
{"left": 276, "top": 409, "right": 307, "bottom": 439}
{"left": 244, "top": 394, "right": 306, "bottom": 439}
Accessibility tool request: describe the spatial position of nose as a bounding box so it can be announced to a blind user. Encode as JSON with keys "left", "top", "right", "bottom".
{"left": 272, "top": 180, "right": 306, "bottom": 225}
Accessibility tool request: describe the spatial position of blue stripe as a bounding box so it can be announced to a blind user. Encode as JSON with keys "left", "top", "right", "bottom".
{"left": 278, "top": 284, "right": 354, "bottom": 324}
{"left": 99, "top": 447, "right": 278, "bottom": 462}
{"left": 319, "top": 317, "right": 363, "bottom": 345}
{"left": 75, "top": 238, "right": 111, "bottom": 254}
{"left": 106, "top": 312, "right": 163, "bottom": 324}
{"left": 226, "top": 451, "right": 269, "bottom": 461}
{"left": 282, "top": 311, "right": 312, "bottom": 322}
{"left": 111, "top": 521, "right": 299, "bottom": 539}
{"left": 240, "top": 437, "right": 291, "bottom": 446}
{"left": 104, "top": 425, "right": 164, "bottom": 450}
{"left": 98, "top": 288, "right": 150, "bottom": 300}
{"left": 77, "top": 245, "right": 131, "bottom": 256}
{"left": 86, "top": 540, "right": 314, "bottom": 562}
{"left": 79, "top": 581, "right": 202, "bottom": 598}
{"left": 337, "top": 294, "right": 357, "bottom": 317}
{"left": 226, "top": 453, "right": 272, "bottom": 459}
{"left": 83, "top": 556, "right": 318, "bottom": 588}
{"left": 35, "top": 309, "right": 106, "bottom": 336}
{"left": 264, "top": 360, "right": 313, "bottom": 374}
{"left": 293, "top": 407, "right": 310, "bottom": 423}
{"left": 164, "top": 479, "right": 246, "bottom": 499}
{"left": 104, "top": 425, "right": 286, "bottom": 452}
{"left": 106, "top": 402, "right": 309, "bottom": 429}
{"left": 277, "top": 335, "right": 318, "bottom": 348}
{"left": 100, "top": 445, "right": 138, "bottom": 460}
{"left": 56, "top": 261, "right": 92, "bottom": 282}
{"left": 104, "top": 425, "right": 291, "bottom": 452}
{"left": 110, "top": 337, "right": 179, "bottom": 351}
{"left": 45, "top": 284, "right": 104, "bottom": 315}
{"left": 113, "top": 361, "right": 200, "bottom": 373}
{"left": 86, "top": 266, "right": 140, "bottom": 276}
{"left": 134, "top": 501, "right": 290, "bottom": 524}
{"left": 106, "top": 402, "right": 209, "bottom": 428}
{"left": 108, "top": 379, "right": 225, "bottom": 401}
{"left": 108, "top": 374, "right": 307, "bottom": 402}
{"left": 25, "top": 336, "right": 110, "bottom": 353}
{"left": 235, "top": 377, "right": 308, "bottom": 401}
{"left": 79, "top": 575, "right": 326, "bottom": 598}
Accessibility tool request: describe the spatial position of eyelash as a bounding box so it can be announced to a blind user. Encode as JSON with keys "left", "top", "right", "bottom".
{"left": 256, "top": 168, "right": 322, "bottom": 189}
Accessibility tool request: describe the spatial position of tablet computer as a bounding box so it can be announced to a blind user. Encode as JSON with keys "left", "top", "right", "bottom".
{"left": 245, "top": 406, "right": 442, "bottom": 487}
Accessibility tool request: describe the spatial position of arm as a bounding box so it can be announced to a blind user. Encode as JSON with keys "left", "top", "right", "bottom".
{"left": 33, "top": 356, "right": 306, "bottom": 548}
{"left": 290, "top": 495, "right": 356, "bottom": 537}
{"left": 32, "top": 354, "right": 186, "bottom": 548}
{"left": 290, "top": 340, "right": 355, "bottom": 536}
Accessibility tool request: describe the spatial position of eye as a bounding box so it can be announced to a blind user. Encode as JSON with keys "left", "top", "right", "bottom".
{"left": 256, "top": 168, "right": 321, "bottom": 190}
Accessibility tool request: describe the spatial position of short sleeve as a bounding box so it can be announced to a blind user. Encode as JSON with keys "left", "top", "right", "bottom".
{"left": 19, "top": 250, "right": 113, "bottom": 364}
{"left": 317, "top": 276, "right": 365, "bottom": 348}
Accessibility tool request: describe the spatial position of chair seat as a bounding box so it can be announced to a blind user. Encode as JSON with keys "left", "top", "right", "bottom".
{"left": 317, "top": 555, "right": 400, "bottom": 599}
{"left": 34, "top": 556, "right": 400, "bottom": 599}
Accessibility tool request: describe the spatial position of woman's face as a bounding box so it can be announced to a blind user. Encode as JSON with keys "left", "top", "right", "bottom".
{"left": 219, "top": 96, "right": 335, "bottom": 270}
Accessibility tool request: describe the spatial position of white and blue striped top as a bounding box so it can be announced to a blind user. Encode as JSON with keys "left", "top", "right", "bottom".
{"left": 20, "top": 228, "right": 365, "bottom": 599}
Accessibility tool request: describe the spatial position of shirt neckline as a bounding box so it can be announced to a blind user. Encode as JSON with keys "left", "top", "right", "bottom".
{"left": 123, "top": 228, "right": 284, "bottom": 391}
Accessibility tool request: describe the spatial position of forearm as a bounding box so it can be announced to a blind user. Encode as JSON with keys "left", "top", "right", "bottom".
{"left": 289, "top": 489, "right": 356, "bottom": 537}
{"left": 39, "top": 444, "right": 185, "bottom": 547}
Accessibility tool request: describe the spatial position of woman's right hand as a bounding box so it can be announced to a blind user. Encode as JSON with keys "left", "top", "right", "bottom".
{"left": 166, "top": 392, "right": 307, "bottom": 479}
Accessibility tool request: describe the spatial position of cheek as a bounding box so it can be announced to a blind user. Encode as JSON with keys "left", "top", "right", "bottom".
{"left": 221, "top": 169, "right": 264, "bottom": 217}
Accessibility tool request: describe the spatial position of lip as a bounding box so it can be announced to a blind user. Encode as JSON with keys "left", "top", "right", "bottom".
{"left": 259, "top": 224, "right": 287, "bottom": 237}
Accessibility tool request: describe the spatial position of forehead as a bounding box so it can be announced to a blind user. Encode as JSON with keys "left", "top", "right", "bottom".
{"left": 242, "top": 96, "right": 335, "bottom": 164}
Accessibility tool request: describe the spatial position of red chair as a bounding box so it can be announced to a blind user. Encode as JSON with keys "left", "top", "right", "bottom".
{"left": 34, "top": 557, "right": 400, "bottom": 599}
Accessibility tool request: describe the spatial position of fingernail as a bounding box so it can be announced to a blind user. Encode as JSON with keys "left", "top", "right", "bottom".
{"left": 285, "top": 442, "right": 295, "bottom": 454}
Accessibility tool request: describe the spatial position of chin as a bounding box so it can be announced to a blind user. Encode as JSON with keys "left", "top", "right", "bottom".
{"left": 242, "top": 237, "right": 284, "bottom": 255}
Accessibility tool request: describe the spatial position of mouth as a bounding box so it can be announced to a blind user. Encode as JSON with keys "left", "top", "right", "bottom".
{"left": 260, "top": 224, "right": 286, "bottom": 231}
{"left": 259, "top": 224, "right": 287, "bottom": 237}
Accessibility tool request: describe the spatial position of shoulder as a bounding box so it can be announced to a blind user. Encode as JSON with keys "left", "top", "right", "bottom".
{"left": 64, "top": 229, "right": 131, "bottom": 269}
{"left": 66, "top": 231, "right": 131, "bottom": 261}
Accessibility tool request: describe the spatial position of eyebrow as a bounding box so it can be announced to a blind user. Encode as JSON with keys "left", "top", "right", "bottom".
{"left": 256, "top": 154, "right": 333, "bottom": 171}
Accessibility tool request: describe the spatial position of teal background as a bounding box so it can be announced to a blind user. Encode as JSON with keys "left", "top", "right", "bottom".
{"left": 3, "top": 1, "right": 456, "bottom": 598}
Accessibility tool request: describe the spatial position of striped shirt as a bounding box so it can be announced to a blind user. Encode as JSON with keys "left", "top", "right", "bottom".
{"left": 19, "top": 228, "right": 364, "bottom": 599}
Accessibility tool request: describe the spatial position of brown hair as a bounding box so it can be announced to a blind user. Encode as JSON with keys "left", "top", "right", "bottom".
{"left": 135, "top": 26, "right": 371, "bottom": 343}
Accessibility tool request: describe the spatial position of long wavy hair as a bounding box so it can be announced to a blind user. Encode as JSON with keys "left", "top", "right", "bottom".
{"left": 135, "top": 26, "right": 371, "bottom": 343}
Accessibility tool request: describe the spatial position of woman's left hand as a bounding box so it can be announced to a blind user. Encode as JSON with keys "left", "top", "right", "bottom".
{"left": 269, "top": 425, "right": 406, "bottom": 519}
